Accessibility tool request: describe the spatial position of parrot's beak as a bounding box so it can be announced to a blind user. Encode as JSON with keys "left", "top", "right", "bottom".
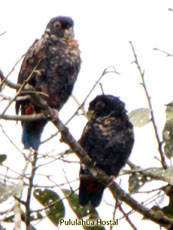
{"left": 64, "top": 27, "right": 74, "bottom": 40}
{"left": 87, "top": 110, "right": 95, "bottom": 120}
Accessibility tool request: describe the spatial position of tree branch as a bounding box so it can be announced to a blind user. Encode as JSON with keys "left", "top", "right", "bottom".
{"left": 0, "top": 55, "right": 25, "bottom": 92}
{"left": 0, "top": 113, "right": 48, "bottom": 121}
{"left": 25, "top": 150, "right": 37, "bottom": 229}
{"left": 129, "top": 41, "right": 167, "bottom": 169}
{"left": 1, "top": 61, "right": 41, "bottom": 116}
{"left": 153, "top": 48, "right": 173, "bottom": 57}
{"left": 110, "top": 182, "right": 173, "bottom": 228}
{"left": 14, "top": 151, "right": 32, "bottom": 230}
{"left": 0, "top": 31, "right": 6, "bottom": 36}
{"left": 118, "top": 203, "right": 137, "bottom": 230}
{"left": 0, "top": 69, "right": 20, "bottom": 90}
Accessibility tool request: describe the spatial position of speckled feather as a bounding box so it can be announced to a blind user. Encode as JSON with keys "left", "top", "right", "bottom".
{"left": 16, "top": 16, "right": 81, "bottom": 150}
{"left": 79, "top": 95, "right": 134, "bottom": 207}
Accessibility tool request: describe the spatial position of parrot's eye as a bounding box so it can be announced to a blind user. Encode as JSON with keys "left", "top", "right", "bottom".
{"left": 54, "top": 22, "right": 62, "bottom": 30}
{"left": 95, "top": 101, "right": 105, "bottom": 110}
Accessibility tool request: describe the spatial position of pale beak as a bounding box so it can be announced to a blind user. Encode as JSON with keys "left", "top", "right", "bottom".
{"left": 64, "top": 27, "right": 74, "bottom": 40}
{"left": 87, "top": 110, "right": 95, "bottom": 120}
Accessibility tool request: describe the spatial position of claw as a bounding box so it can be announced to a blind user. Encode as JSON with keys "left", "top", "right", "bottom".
{"left": 52, "top": 109, "right": 59, "bottom": 121}
{"left": 107, "top": 175, "right": 115, "bottom": 187}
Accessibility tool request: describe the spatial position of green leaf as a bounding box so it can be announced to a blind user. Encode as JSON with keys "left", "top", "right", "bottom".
{"left": 128, "top": 173, "right": 148, "bottom": 193}
{"left": 33, "top": 189, "right": 65, "bottom": 225}
{"left": 163, "top": 140, "right": 173, "bottom": 159}
{"left": 129, "top": 108, "right": 151, "bottom": 127}
{"left": 3, "top": 215, "right": 14, "bottom": 222}
{"left": 0, "top": 154, "right": 7, "bottom": 164}
{"left": 165, "top": 102, "right": 173, "bottom": 121}
{"left": 62, "top": 189, "right": 105, "bottom": 230}
{"left": 62, "top": 189, "right": 88, "bottom": 219}
{"left": 163, "top": 120, "right": 173, "bottom": 159}
{"left": 4, "top": 212, "right": 43, "bottom": 223}
{"left": 0, "top": 184, "right": 20, "bottom": 203}
{"left": 162, "top": 201, "right": 173, "bottom": 218}
{"left": 161, "top": 186, "right": 173, "bottom": 218}
{"left": 162, "top": 102, "right": 173, "bottom": 159}
{"left": 164, "top": 168, "right": 173, "bottom": 185}
{"left": 84, "top": 225, "right": 105, "bottom": 230}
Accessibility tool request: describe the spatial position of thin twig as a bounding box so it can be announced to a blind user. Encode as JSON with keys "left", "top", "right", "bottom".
{"left": 0, "top": 54, "right": 24, "bottom": 93}
{"left": 41, "top": 131, "right": 59, "bottom": 144}
{"left": 0, "top": 55, "right": 24, "bottom": 90}
{"left": 62, "top": 168, "right": 73, "bottom": 192}
{"left": 14, "top": 151, "right": 32, "bottom": 230}
{"left": 110, "top": 199, "right": 119, "bottom": 230}
{"left": 119, "top": 204, "right": 138, "bottom": 230}
{"left": 129, "top": 41, "right": 167, "bottom": 169}
{"left": 0, "top": 124, "right": 23, "bottom": 155}
{"left": 0, "top": 113, "right": 47, "bottom": 121}
{"left": 153, "top": 48, "right": 173, "bottom": 57}
{"left": 65, "top": 66, "right": 119, "bottom": 125}
{"left": 0, "top": 31, "right": 6, "bottom": 36}
{"left": 99, "top": 82, "right": 104, "bottom": 94}
{"left": 72, "top": 94, "right": 87, "bottom": 117}
{"left": 81, "top": 66, "right": 119, "bottom": 107}
{"left": 0, "top": 94, "right": 12, "bottom": 101}
{"left": 25, "top": 150, "right": 38, "bottom": 229}
{"left": 0, "top": 69, "right": 21, "bottom": 90}
{"left": 1, "top": 61, "right": 40, "bottom": 116}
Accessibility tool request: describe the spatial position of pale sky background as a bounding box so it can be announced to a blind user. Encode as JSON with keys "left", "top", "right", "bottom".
{"left": 0, "top": 0, "right": 173, "bottom": 229}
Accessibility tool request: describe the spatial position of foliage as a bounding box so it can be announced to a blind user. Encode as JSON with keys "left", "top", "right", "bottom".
{"left": 129, "top": 108, "right": 151, "bottom": 128}
{"left": 34, "top": 189, "right": 65, "bottom": 225}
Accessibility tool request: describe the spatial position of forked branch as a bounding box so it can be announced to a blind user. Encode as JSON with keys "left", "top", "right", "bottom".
{"left": 129, "top": 41, "right": 167, "bottom": 169}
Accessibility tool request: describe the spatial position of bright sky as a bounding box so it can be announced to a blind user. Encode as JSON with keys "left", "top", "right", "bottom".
{"left": 0, "top": 0, "right": 173, "bottom": 229}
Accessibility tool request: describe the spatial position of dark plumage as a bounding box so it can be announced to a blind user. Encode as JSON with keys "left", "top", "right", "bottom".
{"left": 16, "top": 16, "right": 81, "bottom": 150}
{"left": 79, "top": 95, "right": 134, "bottom": 207}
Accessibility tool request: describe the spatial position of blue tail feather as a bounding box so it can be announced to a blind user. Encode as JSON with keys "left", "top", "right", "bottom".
{"left": 22, "top": 121, "right": 47, "bottom": 150}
